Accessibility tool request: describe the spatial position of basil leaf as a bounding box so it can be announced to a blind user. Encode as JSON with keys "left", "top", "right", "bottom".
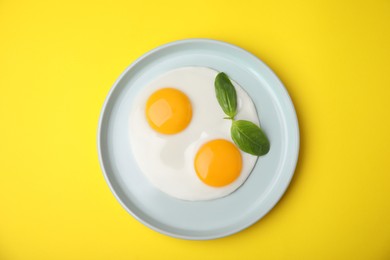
{"left": 231, "top": 120, "right": 270, "bottom": 156}
{"left": 214, "top": 72, "right": 238, "bottom": 119}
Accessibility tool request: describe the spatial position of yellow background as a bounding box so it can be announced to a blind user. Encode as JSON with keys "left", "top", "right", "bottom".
{"left": 1, "top": 0, "right": 389, "bottom": 259}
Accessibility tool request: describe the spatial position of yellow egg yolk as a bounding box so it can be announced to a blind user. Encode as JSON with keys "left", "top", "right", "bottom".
{"left": 194, "top": 139, "right": 242, "bottom": 187}
{"left": 145, "top": 88, "right": 192, "bottom": 134}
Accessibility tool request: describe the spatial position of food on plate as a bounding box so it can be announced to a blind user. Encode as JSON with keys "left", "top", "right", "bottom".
{"left": 129, "top": 67, "right": 269, "bottom": 201}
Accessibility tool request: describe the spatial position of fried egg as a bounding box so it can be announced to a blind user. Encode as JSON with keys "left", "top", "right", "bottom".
{"left": 129, "top": 67, "right": 259, "bottom": 201}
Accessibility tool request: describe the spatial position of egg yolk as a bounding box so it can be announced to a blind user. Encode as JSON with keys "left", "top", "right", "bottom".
{"left": 194, "top": 139, "right": 242, "bottom": 187}
{"left": 146, "top": 88, "right": 192, "bottom": 134}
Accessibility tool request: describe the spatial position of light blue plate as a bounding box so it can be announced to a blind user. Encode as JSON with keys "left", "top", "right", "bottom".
{"left": 97, "top": 39, "right": 299, "bottom": 240}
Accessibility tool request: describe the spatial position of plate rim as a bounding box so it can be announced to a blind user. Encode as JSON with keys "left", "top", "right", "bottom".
{"left": 97, "top": 38, "right": 300, "bottom": 240}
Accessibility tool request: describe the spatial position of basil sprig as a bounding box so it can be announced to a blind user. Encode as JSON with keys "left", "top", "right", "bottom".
{"left": 214, "top": 72, "right": 270, "bottom": 156}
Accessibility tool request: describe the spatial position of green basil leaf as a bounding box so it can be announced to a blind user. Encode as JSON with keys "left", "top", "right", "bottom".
{"left": 214, "top": 72, "right": 238, "bottom": 119}
{"left": 231, "top": 120, "right": 270, "bottom": 156}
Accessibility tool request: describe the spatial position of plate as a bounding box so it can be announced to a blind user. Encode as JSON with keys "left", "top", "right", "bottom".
{"left": 97, "top": 39, "right": 299, "bottom": 240}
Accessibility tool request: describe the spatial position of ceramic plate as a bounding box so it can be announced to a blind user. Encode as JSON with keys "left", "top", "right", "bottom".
{"left": 97, "top": 39, "right": 299, "bottom": 240}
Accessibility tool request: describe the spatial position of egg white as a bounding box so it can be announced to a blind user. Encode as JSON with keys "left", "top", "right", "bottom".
{"left": 129, "top": 67, "right": 260, "bottom": 201}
